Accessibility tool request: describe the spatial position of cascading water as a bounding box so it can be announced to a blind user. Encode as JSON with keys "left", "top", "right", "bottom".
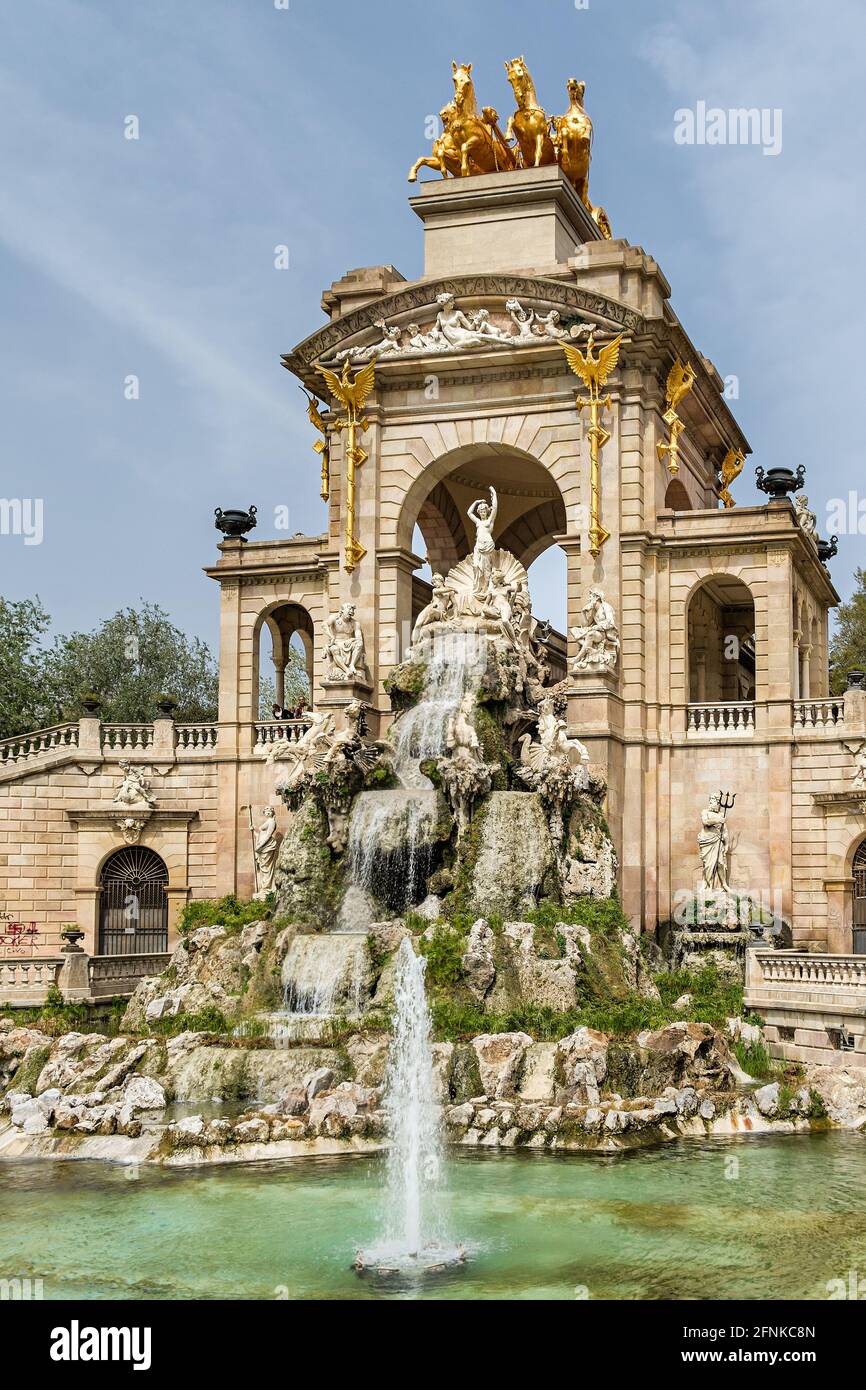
{"left": 355, "top": 938, "right": 465, "bottom": 1277}
{"left": 337, "top": 790, "right": 440, "bottom": 930}
{"left": 389, "top": 631, "right": 482, "bottom": 788}
{"left": 337, "top": 632, "right": 482, "bottom": 930}
{"left": 257, "top": 933, "right": 368, "bottom": 1044}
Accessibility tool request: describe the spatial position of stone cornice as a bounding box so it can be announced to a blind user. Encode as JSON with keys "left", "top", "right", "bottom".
{"left": 65, "top": 808, "right": 200, "bottom": 825}
{"left": 812, "top": 791, "right": 866, "bottom": 816}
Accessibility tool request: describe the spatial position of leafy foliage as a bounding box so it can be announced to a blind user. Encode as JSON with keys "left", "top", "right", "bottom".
{"left": 0, "top": 596, "right": 54, "bottom": 738}
{"left": 177, "top": 894, "right": 269, "bottom": 937}
{"left": 47, "top": 601, "right": 218, "bottom": 723}
{"left": 830, "top": 568, "right": 866, "bottom": 693}
{"left": 0, "top": 597, "right": 220, "bottom": 735}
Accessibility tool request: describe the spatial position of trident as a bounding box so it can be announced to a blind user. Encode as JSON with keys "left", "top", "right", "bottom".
{"left": 718, "top": 790, "right": 737, "bottom": 818}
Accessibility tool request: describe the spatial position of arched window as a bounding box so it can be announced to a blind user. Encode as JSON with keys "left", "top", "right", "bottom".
{"left": 664, "top": 478, "right": 693, "bottom": 511}
{"left": 854, "top": 839, "right": 866, "bottom": 955}
{"left": 256, "top": 603, "right": 313, "bottom": 718}
{"left": 99, "top": 847, "right": 168, "bottom": 955}
{"left": 687, "top": 576, "right": 756, "bottom": 704}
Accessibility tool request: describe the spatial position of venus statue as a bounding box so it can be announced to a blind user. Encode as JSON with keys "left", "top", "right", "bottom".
{"left": 466, "top": 486, "right": 498, "bottom": 596}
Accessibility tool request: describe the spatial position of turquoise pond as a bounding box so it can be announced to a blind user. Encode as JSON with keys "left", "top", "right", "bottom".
{"left": 1, "top": 1133, "right": 864, "bottom": 1300}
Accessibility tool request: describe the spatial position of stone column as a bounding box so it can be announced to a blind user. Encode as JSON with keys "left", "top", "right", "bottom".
{"left": 800, "top": 645, "right": 812, "bottom": 700}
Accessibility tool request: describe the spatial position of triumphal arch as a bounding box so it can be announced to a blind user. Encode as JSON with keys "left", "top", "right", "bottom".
{"left": 2, "top": 62, "right": 865, "bottom": 982}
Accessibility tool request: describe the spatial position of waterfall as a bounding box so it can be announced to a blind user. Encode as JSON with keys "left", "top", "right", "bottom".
{"left": 356, "top": 939, "right": 463, "bottom": 1275}
{"left": 337, "top": 790, "right": 440, "bottom": 930}
{"left": 272, "top": 933, "right": 368, "bottom": 1040}
{"left": 389, "top": 631, "right": 482, "bottom": 788}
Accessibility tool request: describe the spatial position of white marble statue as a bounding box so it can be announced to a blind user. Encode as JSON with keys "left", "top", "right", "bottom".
{"left": 795, "top": 494, "right": 818, "bottom": 545}
{"left": 531, "top": 309, "right": 571, "bottom": 340}
{"left": 336, "top": 319, "right": 403, "bottom": 362}
{"left": 516, "top": 695, "right": 591, "bottom": 841}
{"left": 324, "top": 603, "right": 366, "bottom": 682}
{"left": 327, "top": 295, "right": 595, "bottom": 363}
{"left": 698, "top": 792, "right": 732, "bottom": 893}
{"left": 852, "top": 742, "right": 866, "bottom": 791}
{"left": 113, "top": 762, "right": 156, "bottom": 809}
{"left": 410, "top": 573, "right": 456, "bottom": 644}
{"left": 505, "top": 298, "right": 537, "bottom": 341}
{"left": 467, "top": 486, "right": 498, "bottom": 596}
{"left": 253, "top": 805, "right": 280, "bottom": 897}
{"left": 570, "top": 587, "right": 620, "bottom": 674}
{"left": 439, "top": 691, "right": 495, "bottom": 842}
{"left": 265, "top": 710, "right": 336, "bottom": 791}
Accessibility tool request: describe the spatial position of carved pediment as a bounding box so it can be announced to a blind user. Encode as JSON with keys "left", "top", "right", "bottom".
{"left": 284, "top": 274, "right": 642, "bottom": 379}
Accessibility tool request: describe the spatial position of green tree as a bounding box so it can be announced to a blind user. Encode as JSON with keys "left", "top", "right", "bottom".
{"left": 47, "top": 601, "right": 219, "bottom": 723}
{"left": 258, "top": 645, "right": 310, "bottom": 718}
{"left": 830, "top": 568, "right": 866, "bottom": 694}
{"left": 0, "top": 596, "right": 54, "bottom": 739}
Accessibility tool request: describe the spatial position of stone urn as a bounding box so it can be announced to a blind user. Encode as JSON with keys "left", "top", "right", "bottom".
{"left": 214, "top": 506, "right": 257, "bottom": 541}
{"left": 755, "top": 464, "right": 806, "bottom": 501}
{"left": 155, "top": 695, "right": 178, "bottom": 717}
{"left": 80, "top": 692, "right": 102, "bottom": 715}
{"left": 847, "top": 669, "right": 866, "bottom": 691}
{"left": 817, "top": 535, "right": 839, "bottom": 564}
{"left": 60, "top": 927, "right": 85, "bottom": 953}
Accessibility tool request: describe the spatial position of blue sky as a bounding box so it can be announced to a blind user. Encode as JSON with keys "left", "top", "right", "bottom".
{"left": 1, "top": 0, "right": 863, "bottom": 646}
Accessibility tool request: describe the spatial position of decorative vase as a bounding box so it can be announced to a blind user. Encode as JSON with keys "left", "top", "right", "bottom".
{"left": 214, "top": 506, "right": 257, "bottom": 540}
{"left": 755, "top": 464, "right": 806, "bottom": 501}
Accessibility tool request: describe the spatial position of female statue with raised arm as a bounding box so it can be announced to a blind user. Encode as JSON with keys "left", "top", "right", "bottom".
{"left": 467, "top": 486, "right": 498, "bottom": 596}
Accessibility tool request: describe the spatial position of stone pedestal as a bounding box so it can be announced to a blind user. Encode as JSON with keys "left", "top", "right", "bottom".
{"left": 409, "top": 165, "right": 602, "bottom": 278}
{"left": 565, "top": 670, "right": 623, "bottom": 738}
{"left": 58, "top": 945, "right": 91, "bottom": 1003}
{"left": 319, "top": 679, "right": 374, "bottom": 726}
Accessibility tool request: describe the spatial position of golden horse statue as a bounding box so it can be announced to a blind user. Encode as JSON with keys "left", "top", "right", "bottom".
{"left": 407, "top": 103, "right": 462, "bottom": 182}
{"left": 408, "top": 62, "right": 514, "bottom": 181}
{"left": 551, "top": 78, "right": 612, "bottom": 239}
{"left": 504, "top": 56, "right": 555, "bottom": 169}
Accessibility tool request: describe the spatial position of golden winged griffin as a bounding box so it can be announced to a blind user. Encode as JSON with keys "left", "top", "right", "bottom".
{"left": 657, "top": 358, "right": 697, "bottom": 476}
{"left": 560, "top": 332, "right": 623, "bottom": 558}
{"left": 314, "top": 359, "right": 377, "bottom": 573}
{"left": 408, "top": 57, "right": 612, "bottom": 239}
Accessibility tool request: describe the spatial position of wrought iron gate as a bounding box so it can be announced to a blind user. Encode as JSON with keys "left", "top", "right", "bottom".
{"left": 854, "top": 840, "right": 866, "bottom": 956}
{"left": 99, "top": 846, "right": 168, "bottom": 955}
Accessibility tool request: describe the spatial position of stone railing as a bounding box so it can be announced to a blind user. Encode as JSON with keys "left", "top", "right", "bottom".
{"left": 745, "top": 949, "right": 866, "bottom": 1022}
{"left": 0, "top": 957, "right": 63, "bottom": 1006}
{"left": 686, "top": 701, "right": 756, "bottom": 737}
{"left": 88, "top": 952, "right": 171, "bottom": 1000}
{"left": 793, "top": 698, "right": 845, "bottom": 734}
{"left": 254, "top": 718, "right": 313, "bottom": 748}
{"left": 175, "top": 723, "right": 218, "bottom": 752}
{"left": 0, "top": 722, "right": 79, "bottom": 767}
{"left": 101, "top": 724, "right": 155, "bottom": 753}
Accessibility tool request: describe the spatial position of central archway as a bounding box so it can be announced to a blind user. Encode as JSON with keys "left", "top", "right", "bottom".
{"left": 399, "top": 443, "right": 571, "bottom": 663}
{"left": 400, "top": 444, "right": 568, "bottom": 574}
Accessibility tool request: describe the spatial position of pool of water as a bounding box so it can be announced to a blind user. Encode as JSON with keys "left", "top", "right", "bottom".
{"left": 1, "top": 1132, "right": 864, "bottom": 1300}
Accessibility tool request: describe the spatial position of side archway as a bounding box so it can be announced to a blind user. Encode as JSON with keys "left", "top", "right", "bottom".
{"left": 98, "top": 846, "right": 168, "bottom": 955}
{"left": 254, "top": 602, "right": 314, "bottom": 716}
{"left": 853, "top": 838, "right": 866, "bottom": 954}
{"left": 686, "top": 574, "right": 756, "bottom": 703}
